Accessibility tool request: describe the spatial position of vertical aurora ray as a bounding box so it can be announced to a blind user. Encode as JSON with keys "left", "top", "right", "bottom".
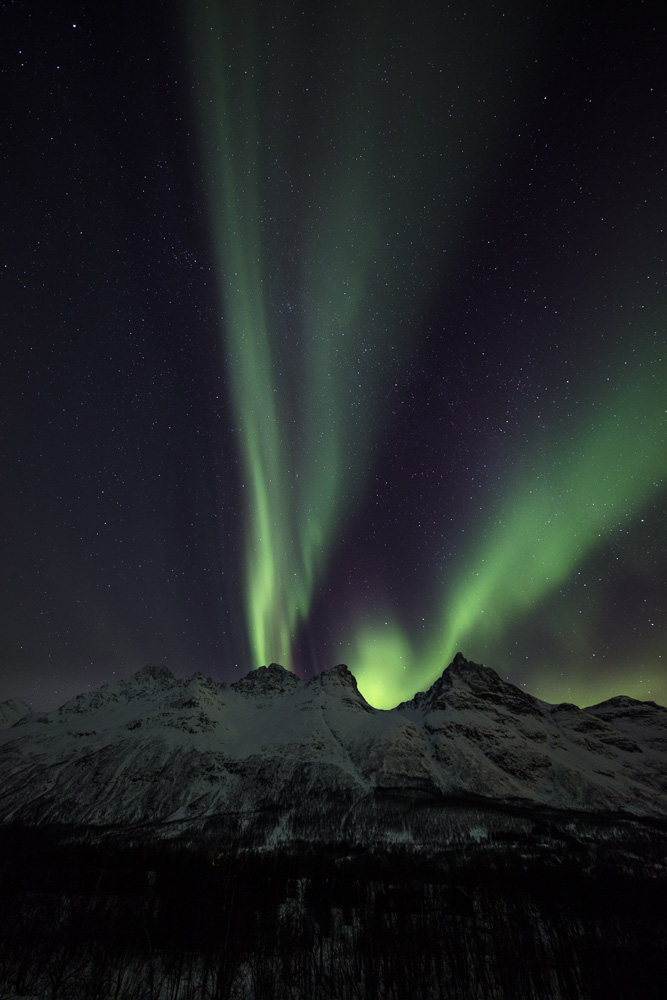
{"left": 187, "top": 0, "right": 535, "bottom": 670}
{"left": 188, "top": 0, "right": 300, "bottom": 665}
{"left": 349, "top": 348, "right": 667, "bottom": 707}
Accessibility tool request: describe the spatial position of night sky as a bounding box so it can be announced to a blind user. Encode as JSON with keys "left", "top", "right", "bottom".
{"left": 3, "top": 0, "right": 665, "bottom": 711}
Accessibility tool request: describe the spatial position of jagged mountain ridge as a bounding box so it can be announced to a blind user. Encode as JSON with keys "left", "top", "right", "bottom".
{"left": 1, "top": 653, "right": 666, "bottom": 841}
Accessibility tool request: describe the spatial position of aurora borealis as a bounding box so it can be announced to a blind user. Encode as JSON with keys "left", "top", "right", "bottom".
{"left": 187, "top": 0, "right": 519, "bottom": 680}
{"left": 351, "top": 342, "right": 666, "bottom": 707}
{"left": 2, "top": 0, "right": 665, "bottom": 711}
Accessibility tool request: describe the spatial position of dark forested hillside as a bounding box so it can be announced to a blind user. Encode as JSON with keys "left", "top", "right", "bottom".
{"left": 1, "top": 823, "right": 666, "bottom": 1000}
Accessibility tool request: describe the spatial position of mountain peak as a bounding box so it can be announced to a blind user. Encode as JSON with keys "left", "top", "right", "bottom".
{"left": 318, "top": 662, "right": 356, "bottom": 684}
{"left": 402, "top": 653, "right": 539, "bottom": 716}
{"left": 128, "top": 664, "right": 175, "bottom": 685}
{"left": 445, "top": 653, "right": 507, "bottom": 690}
{"left": 232, "top": 662, "right": 300, "bottom": 698}
{"left": 308, "top": 663, "right": 360, "bottom": 692}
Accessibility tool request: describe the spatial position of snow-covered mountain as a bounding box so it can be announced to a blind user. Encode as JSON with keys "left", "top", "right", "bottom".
{"left": 1, "top": 653, "right": 666, "bottom": 843}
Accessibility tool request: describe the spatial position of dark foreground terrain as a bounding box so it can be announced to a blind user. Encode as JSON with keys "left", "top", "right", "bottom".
{"left": 1, "top": 815, "right": 666, "bottom": 1000}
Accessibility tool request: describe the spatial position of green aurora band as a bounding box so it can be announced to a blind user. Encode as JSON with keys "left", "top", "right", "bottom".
{"left": 347, "top": 348, "right": 666, "bottom": 707}
{"left": 188, "top": 0, "right": 531, "bottom": 674}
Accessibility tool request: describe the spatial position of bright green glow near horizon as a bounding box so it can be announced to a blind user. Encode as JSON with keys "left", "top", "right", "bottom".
{"left": 351, "top": 353, "right": 666, "bottom": 708}
{"left": 346, "top": 622, "right": 417, "bottom": 710}
{"left": 188, "top": 0, "right": 524, "bottom": 670}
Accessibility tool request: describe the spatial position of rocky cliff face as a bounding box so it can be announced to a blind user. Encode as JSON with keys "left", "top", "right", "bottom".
{"left": 1, "top": 654, "right": 666, "bottom": 843}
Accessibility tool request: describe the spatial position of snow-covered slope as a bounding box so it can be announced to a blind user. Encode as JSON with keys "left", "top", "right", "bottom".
{"left": 0, "top": 698, "right": 31, "bottom": 730}
{"left": 1, "top": 654, "right": 666, "bottom": 840}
